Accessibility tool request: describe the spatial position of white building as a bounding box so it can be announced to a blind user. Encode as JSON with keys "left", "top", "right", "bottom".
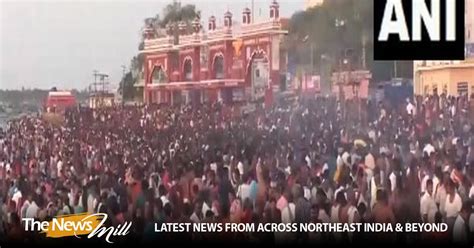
{"left": 466, "top": 0, "right": 473, "bottom": 44}
{"left": 413, "top": 0, "right": 474, "bottom": 95}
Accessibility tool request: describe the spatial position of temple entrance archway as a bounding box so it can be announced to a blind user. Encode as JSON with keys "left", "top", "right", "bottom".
{"left": 247, "top": 51, "right": 270, "bottom": 101}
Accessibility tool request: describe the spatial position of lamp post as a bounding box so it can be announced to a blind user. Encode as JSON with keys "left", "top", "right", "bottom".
{"left": 299, "top": 34, "right": 315, "bottom": 98}
{"left": 335, "top": 18, "right": 346, "bottom": 102}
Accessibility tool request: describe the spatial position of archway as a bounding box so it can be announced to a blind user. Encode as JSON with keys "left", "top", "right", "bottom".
{"left": 151, "top": 66, "right": 167, "bottom": 84}
{"left": 183, "top": 59, "right": 193, "bottom": 81}
{"left": 213, "top": 55, "right": 225, "bottom": 79}
{"left": 212, "top": 54, "right": 231, "bottom": 103}
{"left": 246, "top": 51, "right": 270, "bottom": 101}
{"left": 149, "top": 66, "right": 170, "bottom": 104}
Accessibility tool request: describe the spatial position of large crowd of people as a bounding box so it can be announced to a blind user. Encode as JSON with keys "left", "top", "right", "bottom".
{"left": 0, "top": 94, "right": 473, "bottom": 244}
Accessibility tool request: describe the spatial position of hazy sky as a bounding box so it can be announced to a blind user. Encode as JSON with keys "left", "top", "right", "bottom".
{"left": 0, "top": 0, "right": 304, "bottom": 90}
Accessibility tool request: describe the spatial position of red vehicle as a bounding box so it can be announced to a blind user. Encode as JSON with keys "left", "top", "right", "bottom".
{"left": 44, "top": 91, "right": 76, "bottom": 113}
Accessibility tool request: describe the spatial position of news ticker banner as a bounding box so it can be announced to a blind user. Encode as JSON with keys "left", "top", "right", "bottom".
{"left": 154, "top": 222, "right": 446, "bottom": 233}
{"left": 21, "top": 213, "right": 450, "bottom": 244}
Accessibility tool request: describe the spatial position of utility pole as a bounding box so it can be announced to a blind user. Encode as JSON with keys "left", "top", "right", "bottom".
{"left": 93, "top": 70, "right": 98, "bottom": 93}
{"left": 98, "top": 73, "right": 109, "bottom": 108}
{"left": 90, "top": 71, "right": 109, "bottom": 108}
{"left": 335, "top": 18, "right": 346, "bottom": 119}
{"left": 310, "top": 42, "right": 314, "bottom": 74}
{"left": 362, "top": 33, "right": 367, "bottom": 70}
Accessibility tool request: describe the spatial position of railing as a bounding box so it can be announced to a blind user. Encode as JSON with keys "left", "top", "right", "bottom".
{"left": 177, "top": 33, "right": 202, "bottom": 47}
{"left": 239, "top": 19, "right": 282, "bottom": 35}
{"left": 143, "top": 36, "right": 174, "bottom": 51}
{"left": 207, "top": 27, "right": 233, "bottom": 41}
{"left": 143, "top": 19, "right": 286, "bottom": 49}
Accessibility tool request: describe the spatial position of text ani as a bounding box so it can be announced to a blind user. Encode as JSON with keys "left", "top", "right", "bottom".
{"left": 155, "top": 223, "right": 448, "bottom": 233}
{"left": 379, "top": 0, "right": 457, "bottom": 41}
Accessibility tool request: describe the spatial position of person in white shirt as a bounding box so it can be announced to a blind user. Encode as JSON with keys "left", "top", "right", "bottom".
{"left": 11, "top": 190, "right": 22, "bottom": 209}
{"left": 237, "top": 174, "right": 251, "bottom": 202}
{"left": 190, "top": 201, "right": 203, "bottom": 223}
{"left": 281, "top": 201, "right": 296, "bottom": 224}
{"left": 435, "top": 173, "right": 449, "bottom": 216}
{"left": 334, "top": 150, "right": 344, "bottom": 183}
{"left": 87, "top": 191, "right": 97, "bottom": 213}
{"left": 0, "top": 160, "right": 4, "bottom": 180}
{"left": 445, "top": 180, "right": 462, "bottom": 228}
{"left": 420, "top": 179, "right": 438, "bottom": 223}
{"left": 453, "top": 201, "right": 472, "bottom": 244}
{"left": 450, "top": 104, "right": 456, "bottom": 117}
{"left": 406, "top": 100, "right": 415, "bottom": 116}
{"left": 423, "top": 144, "right": 435, "bottom": 157}
{"left": 25, "top": 199, "right": 39, "bottom": 219}
{"left": 469, "top": 185, "right": 474, "bottom": 199}
{"left": 420, "top": 174, "right": 430, "bottom": 194}
{"left": 364, "top": 152, "right": 375, "bottom": 181}
{"left": 20, "top": 197, "right": 30, "bottom": 219}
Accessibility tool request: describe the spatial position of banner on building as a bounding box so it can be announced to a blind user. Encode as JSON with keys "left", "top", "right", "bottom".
{"left": 302, "top": 74, "right": 321, "bottom": 93}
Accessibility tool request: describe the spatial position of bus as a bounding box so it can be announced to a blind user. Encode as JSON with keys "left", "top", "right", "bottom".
{"left": 44, "top": 91, "right": 76, "bottom": 114}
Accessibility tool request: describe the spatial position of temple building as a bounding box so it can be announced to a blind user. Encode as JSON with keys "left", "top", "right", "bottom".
{"left": 139, "top": 0, "right": 289, "bottom": 106}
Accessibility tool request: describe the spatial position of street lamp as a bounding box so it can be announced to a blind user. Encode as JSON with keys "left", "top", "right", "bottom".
{"left": 335, "top": 18, "right": 346, "bottom": 102}
{"left": 334, "top": 18, "right": 349, "bottom": 120}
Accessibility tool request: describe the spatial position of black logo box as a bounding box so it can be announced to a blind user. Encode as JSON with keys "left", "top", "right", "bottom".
{"left": 374, "top": 0, "right": 465, "bottom": 60}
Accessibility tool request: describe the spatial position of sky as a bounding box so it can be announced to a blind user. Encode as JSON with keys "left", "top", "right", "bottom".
{"left": 0, "top": 0, "right": 305, "bottom": 90}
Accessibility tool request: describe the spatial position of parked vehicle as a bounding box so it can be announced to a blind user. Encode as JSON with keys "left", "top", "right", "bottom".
{"left": 44, "top": 90, "right": 76, "bottom": 114}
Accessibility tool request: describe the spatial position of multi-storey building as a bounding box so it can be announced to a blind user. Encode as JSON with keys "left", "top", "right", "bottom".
{"left": 138, "top": 1, "right": 289, "bottom": 106}
{"left": 413, "top": 0, "right": 474, "bottom": 97}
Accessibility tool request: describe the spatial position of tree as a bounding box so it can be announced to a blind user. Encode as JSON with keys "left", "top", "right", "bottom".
{"left": 141, "top": 0, "right": 200, "bottom": 39}
{"left": 118, "top": 72, "right": 135, "bottom": 101}
{"left": 160, "top": 1, "right": 199, "bottom": 28}
{"left": 123, "top": 1, "right": 200, "bottom": 102}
